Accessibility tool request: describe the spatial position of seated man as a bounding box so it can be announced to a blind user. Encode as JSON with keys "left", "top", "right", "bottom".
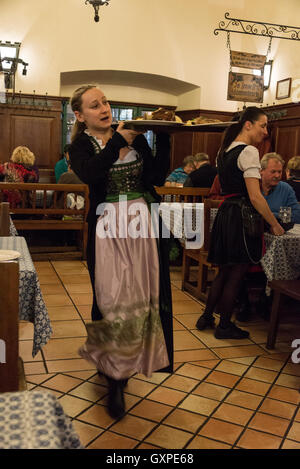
{"left": 184, "top": 153, "right": 217, "bottom": 188}
{"left": 261, "top": 152, "right": 300, "bottom": 224}
{"left": 164, "top": 155, "right": 195, "bottom": 186}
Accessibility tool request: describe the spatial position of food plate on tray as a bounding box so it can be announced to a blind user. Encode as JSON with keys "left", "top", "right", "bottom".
{"left": 0, "top": 250, "right": 21, "bottom": 261}
{"left": 183, "top": 122, "right": 233, "bottom": 128}
{"left": 112, "top": 120, "right": 184, "bottom": 131}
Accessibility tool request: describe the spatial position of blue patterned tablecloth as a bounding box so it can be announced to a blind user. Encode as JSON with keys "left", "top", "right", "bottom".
{"left": 261, "top": 225, "right": 300, "bottom": 282}
{"left": 0, "top": 391, "right": 83, "bottom": 449}
{"left": 9, "top": 216, "right": 18, "bottom": 236}
{"left": 0, "top": 236, "right": 52, "bottom": 357}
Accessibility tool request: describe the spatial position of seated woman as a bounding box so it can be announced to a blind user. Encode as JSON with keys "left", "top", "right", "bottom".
{"left": 0, "top": 146, "right": 39, "bottom": 208}
{"left": 286, "top": 155, "right": 300, "bottom": 201}
{"left": 164, "top": 155, "right": 195, "bottom": 186}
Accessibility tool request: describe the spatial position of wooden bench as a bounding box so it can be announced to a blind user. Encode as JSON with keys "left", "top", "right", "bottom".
{"left": 155, "top": 186, "right": 210, "bottom": 203}
{"left": 0, "top": 182, "right": 89, "bottom": 260}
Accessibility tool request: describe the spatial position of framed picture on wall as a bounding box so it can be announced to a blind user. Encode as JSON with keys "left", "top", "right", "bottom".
{"left": 276, "top": 78, "right": 292, "bottom": 100}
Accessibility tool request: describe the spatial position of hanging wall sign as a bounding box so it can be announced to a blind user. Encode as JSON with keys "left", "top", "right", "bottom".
{"left": 227, "top": 72, "right": 264, "bottom": 103}
{"left": 230, "top": 51, "right": 266, "bottom": 69}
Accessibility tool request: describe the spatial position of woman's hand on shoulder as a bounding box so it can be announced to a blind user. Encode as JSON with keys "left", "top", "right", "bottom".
{"left": 116, "top": 122, "right": 144, "bottom": 146}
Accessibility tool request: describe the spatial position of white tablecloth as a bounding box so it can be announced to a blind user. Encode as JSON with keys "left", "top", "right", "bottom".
{"left": 0, "top": 391, "right": 83, "bottom": 449}
{"left": 261, "top": 224, "right": 300, "bottom": 282}
{"left": 159, "top": 202, "right": 204, "bottom": 249}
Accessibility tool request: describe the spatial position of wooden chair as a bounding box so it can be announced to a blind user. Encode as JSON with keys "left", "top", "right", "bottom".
{"left": 0, "top": 261, "right": 19, "bottom": 392}
{"left": 182, "top": 198, "right": 221, "bottom": 301}
{"left": 0, "top": 202, "right": 10, "bottom": 236}
{"left": 266, "top": 279, "right": 300, "bottom": 349}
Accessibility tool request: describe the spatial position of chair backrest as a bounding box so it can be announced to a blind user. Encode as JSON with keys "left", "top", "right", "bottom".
{"left": 155, "top": 186, "right": 210, "bottom": 203}
{"left": 0, "top": 202, "right": 10, "bottom": 236}
{"left": 203, "top": 198, "right": 221, "bottom": 251}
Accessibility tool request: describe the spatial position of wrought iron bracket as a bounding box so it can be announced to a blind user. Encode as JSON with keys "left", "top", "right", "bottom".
{"left": 214, "top": 12, "right": 300, "bottom": 41}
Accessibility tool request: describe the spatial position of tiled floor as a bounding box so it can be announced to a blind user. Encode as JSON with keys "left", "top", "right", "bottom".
{"left": 21, "top": 261, "right": 300, "bottom": 449}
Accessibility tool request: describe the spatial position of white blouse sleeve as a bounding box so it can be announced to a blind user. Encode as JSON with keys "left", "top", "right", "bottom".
{"left": 237, "top": 145, "right": 261, "bottom": 179}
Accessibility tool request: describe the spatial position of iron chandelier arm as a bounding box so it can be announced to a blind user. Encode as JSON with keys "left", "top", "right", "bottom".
{"left": 214, "top": 12, "right": 300, "bottom": 41}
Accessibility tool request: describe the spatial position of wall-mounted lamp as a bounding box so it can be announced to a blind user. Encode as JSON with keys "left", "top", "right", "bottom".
{"left": 85, "top": 0, "right": 111, "bottom": 22}
{"left": 253, "top": 60, "right": 273, "bottom": 90}
{"left": 0, "top": 41, "right": 28, "bottom": 91}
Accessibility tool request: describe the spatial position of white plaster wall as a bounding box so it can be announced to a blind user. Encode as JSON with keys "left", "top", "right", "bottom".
{"left": 2, "top": 0, "right": 300, "bottom": 110}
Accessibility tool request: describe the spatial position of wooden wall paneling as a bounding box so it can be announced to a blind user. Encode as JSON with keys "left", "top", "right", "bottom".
{"left": 192, "top": 132, "right": 223, "bottom": 166}
{"left": 0, "top": 110, "right": 10, "bottom": 163}
{"left": 10, "top": 113, "right": 59, "bottom": 168}
{"left": 170, "top": 132, "right": 193, "bottom": 172}
{"left": 274, "top": 122, "right": 300, "bottom": 164}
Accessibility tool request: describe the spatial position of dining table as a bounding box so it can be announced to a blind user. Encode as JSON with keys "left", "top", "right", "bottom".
{"left": 0, "top": 236, "right": 52, "bottom": 357}
{"left": 0, "top": 390, "right": 83, "bottom": 449}
{"left": 261, "top": 224, "right": 300, "bottom": 286}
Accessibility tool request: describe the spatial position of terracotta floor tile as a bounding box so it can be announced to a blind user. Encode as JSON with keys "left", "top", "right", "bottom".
{"left": 212, "top": 345, "right": 266, "bottom": 360}
{"left": 43, "top": 337, "right": 85, "bottom": 360}
{"left": 244, "top": 366, "right": 278, "bottom": 384}
{"left": 58, "top": 274, "right": 91, "bottom": 285}
{"left": 205, "top": 370, "right": 240, "bottom": 388}
{"left": 264, "top": 352, "right": 290, "bottom": 362}
{"left": 130, "top": 399, "right": 172, "bottom": 422}
{"left": 193, "top": 382, "right": 230, "bottom": 401}
{"left": 110, "top": 414, "right": 156, "bottom": 440}
{"left": 69, "top": 293, "right": 93, "bottom": 306}
{"left": 47, "top": 305, "right": 81, "bottom": 321}
{"left": 69, "top": 382, "right": 108, "bottom": 401}
{"left": 228, "top": 357, "right": 256, "bottom": 366}
{"left": 175, "top": 313, "right": 202, "bottom": 329}
{"left": 254, "top": 356, "right": 285, "bottom": 372}
{"left": 163, "top": 374, "right": 199, "bottom": 393}
{"left": 50, "top": 320, "right": 87, "bottom": 339}
{"left": 248, "top": 412, "right": 290, "bottom": 437}
{"left": 24, "top": 361, "right": 47, "bottom": 375}
{"left": 43, "top": 293, "right": 73, "bottom": 307}
{"left": 275, "top": 373, "right": 300, "bottom": 390}
{"left": 172, "top": 301, "right": 203, "bottom": 315}
{"left": 31, "top": 386, "right": 62, "bottom": 398}
{"left": 225, "top": 390, "right": 263, "bottom": 410}
{"left": 26, "top": 373, "right": 55, "bottom": 385}
{"left": 214, "top": 360, "right": 249, "bottom": 376}
{"left": 145, "top": 424, "right": 192, "bottom": 449}
{"left": 173, "top": 319, "right": 186, "bottom": 331}
{"left": 148, "top": 387, "right": 186, "bottom": 406}
{"left": 64, "top": 283, "right": 93, "bottom": 294}
{"left": 38, "top": 274, "right": 61, "bottom": 285}
{"left": 171, "top": 280, "right": 182, "bottom": 289}
{"left": 282, "top": 363, "right": 300, "bottom": 377}
{"left": 191, "top": 359, "right": 220, "bottom": 369}
{"left": 187, "top": 435, "right": 231, "bottom": 449}
{"left": 267, "top": 385, "right": 300, "bottom": 404}
{"left": 19, "top": 341, "right": 43, "bottom": 362}
{"left": 237, "top": 429, "right": 282, "bottom": 449}
{"left": 199, "top": 418, "right": 243, "bottom": 445}
{"left": 236, "top": 378, "right": 271, "bottom": 396}
{"left": 19, "top": 322, "right": 34, "bottom": 340}
{"left": 134, "top": 373, "right": 169, "bottom": 385}
{"left": 164, "top": 408, "right": 206, "bottom": 433}
{"left": 174, "top": 330, "right": 205, "bottom": 350}
{"left": 282, "top": 439, "right": 300, "bottom": 449}
{"left": 72, "top": 420, "right": 103, "bottom": 447}
{"left": 287, "top": 422, "right": 300, "bottom": 442}
{"left": 58, "top": 395, "right": 92, "bottom": 418}
{"left": 174, "top": 349, "right": 217, "bottom": 363}
{"left": 87, "top": 431, "right": 137, "bottom": 449}
{"left": 79, "top": 404, "right": 115, "bottom": 428}
{"left": 179, "top": 394, "right": 219, "bottom": 416}
{"left": 40, "top": 284, "right": 66, "bottom": 295}
{"left": 176, "top": 363, "right": 210, "bottom": 381}
{"left": 76, "top": 305, "right": 92, "bottom": 320}
{"left": 46, "top": 358, "right": 95, "bottom": 373}
{"left": 137, "top": 443, "right": 161, "bottom": 449}
{"left": 295, "top": 408, "right": 300, "bottom": 422}
{"left": 259, "top": 398, "right": 297, "bottom": 420}
{"left": 213, "top": 403, "right": 254, "bottom": 426}
{"left": 172, "top": 289, "right": 193, "bottom": 301}
{"left": 42, "top": 374, "right": 83, "bottom": 393}
{"left": 65, "top": 370, "right": 96, "bottom": 380}
{"left": 123, "top": 378, "right": 156, "bottom": 397}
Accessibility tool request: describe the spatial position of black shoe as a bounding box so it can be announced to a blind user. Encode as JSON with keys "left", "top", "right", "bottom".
{"left": 196, "top": 314, "right": 215, "bottom": 331}
{"left": 107, "top": 379, "right": 125, "bottom": 419}
{"left": 215, "top": 322, "right": 250, "bottom": 339}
